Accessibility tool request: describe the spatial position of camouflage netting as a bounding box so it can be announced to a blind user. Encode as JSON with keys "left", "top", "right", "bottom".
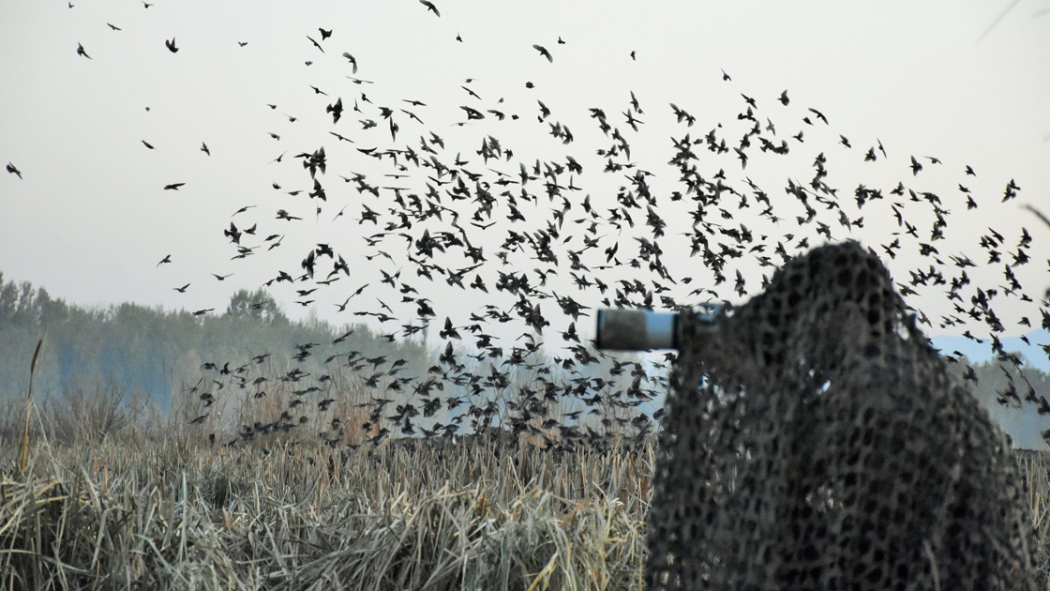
{"left": 646, "top": 241, "right": 1039, "bottom": 590}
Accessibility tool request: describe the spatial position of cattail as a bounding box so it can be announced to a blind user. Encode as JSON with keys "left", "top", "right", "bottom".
{"left": 18, "top": 331, "right": 46, "bottom": 476}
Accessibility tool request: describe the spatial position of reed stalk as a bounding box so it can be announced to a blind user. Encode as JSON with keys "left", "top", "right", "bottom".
{"left": 17, "top": 330, "right": 46, "bottom": 476}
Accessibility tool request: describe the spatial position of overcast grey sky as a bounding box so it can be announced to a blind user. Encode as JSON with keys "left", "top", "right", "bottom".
{"left": 1, "top": 0, "right": 1049, "bottom": 366}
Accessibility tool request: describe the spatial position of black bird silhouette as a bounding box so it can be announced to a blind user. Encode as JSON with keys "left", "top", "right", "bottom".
{"left": 318, "top": 28, "right": 332, "bottom": 40}
{"left": 237, "top": 41, "right": 248, "bottom": 47}
{"left": 533, "top": 44, "right": 553, "bottom": 62}
{"left": 440, "top": 317, "right": 461, "bottom": 339}
{"left": 537, "top": 100, "right": 551, "bottom": 120}
{"left": 77, "top": 42, "right": 91, "bottom": 59}
{"left": 910, "top": 155, "right": 923, "bottom": 176}
{"left": 164, "top": 183, "right": 185, "bottom": 190}
{"left": 165, "top": 37, "right": 178, "bottom": 53}
{"left": 419, "top": 0, "right": 440, "bottom": 16}
{"left": 212, "top": 273, "right": 233, "bottom": 281}
{"left": 107, "top": 23, "right": 121, "bottom": 31}
{"left": 6, "top": 163, "right": 21, "bottom": 179}
{"left": 306, "top": 35, "right": 325, "bottom": 53}
{"left": 201, "top": 142, "right": 210, "bottom": 155}
{"left": 778, "top": 90, "right": 789, "bottom": 105}
{"left": 721, "top": 69, "right": 731, "bottom": 81}
{"left": 1023, "top": 205, "right": 1050, "bottom": 231}
{"left": 341, "top": 52, "right": 358, "bottom": 73}
{"left": 173, "top": 283, "right": 190, "bottom": 293}
{"left": 326, "top": 98, "right": 343, "bottom": 123}
{"left": 157, "top": 254, "right": 171, "bottom": 266}
{"left": 142, "top": 140, "right": 155, "bottom": 149}
{"left": 808, "top": 107, "right": 828, "bottom": 124}
{"left": 461, "top": 106, "right": 484, "bottom": 120}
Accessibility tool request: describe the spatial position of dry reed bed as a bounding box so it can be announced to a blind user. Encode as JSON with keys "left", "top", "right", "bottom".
{"left": 5, "top": 435, "right": 1050, "bottom": 590}
{"left": 2, "top": 436, "right": 652, "bottom": 591}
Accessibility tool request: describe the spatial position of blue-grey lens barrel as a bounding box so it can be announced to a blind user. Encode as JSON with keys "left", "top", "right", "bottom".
{"left": 595, "top": 309, "right": 677, "bottom": 350}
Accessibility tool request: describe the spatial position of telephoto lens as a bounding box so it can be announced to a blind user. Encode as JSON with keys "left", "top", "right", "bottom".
{"left": 594, "top": 304, "right": 721, "bottom": 351}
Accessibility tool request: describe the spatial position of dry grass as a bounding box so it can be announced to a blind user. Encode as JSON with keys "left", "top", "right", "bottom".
{"left": 1, "top": 429, "right": 651, "bottom": 591}
{"left": 3, "top": 383, "right": 1050, "bottom": 589}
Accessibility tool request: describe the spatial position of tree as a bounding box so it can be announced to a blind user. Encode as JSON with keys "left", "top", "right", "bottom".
{"left": 225, "top": 289, "right": 287, "bottom": 325}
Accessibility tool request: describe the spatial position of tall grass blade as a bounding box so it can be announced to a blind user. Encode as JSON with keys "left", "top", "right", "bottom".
{"left": 18, "top": 330, "right": 46, "bottom": 476}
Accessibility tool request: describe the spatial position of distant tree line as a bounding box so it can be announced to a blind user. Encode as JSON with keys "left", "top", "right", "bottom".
{"left": 0, "top": 271, "right": 428, "bottom": 407}
{"left": 944, "top": 355, "right": 1050, "bottom": 449}
{"left": 1, "top": 270, "right": 1046, "bottom": 442}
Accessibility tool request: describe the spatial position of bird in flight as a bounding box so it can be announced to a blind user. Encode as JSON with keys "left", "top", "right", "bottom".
{"left": 142, "top": 140, "right": 155, "bottom": 150}
{"left": 419, "top": 0, "right": 440, "bottom": 16}
{"left": 201, "top": 142, "right": 210, "bottom": 155}
{"left": 163, "top": 183, "right": 185, "bottom": 190}
{"left": 173, "top": 283, "right": 190, "bottom": 293}
{"left": 237, "top": 41, "right": 248, "bottom": 47}
{"left": 107, "top": 23, "right": 121, "bottom": 31}
{"left": 6, "top": 163, "right": 21, "bottom": 179}
{"left": 77, "top": 43, "right": 91, "bottom": 59}
{"left": 533, "top": 44, "right": 553, "bottom": 62}
{"left": 212, "top": 273, "right": 233, "bottom": 281}
{"left": 910, "top": 155, "right": 923, "bottom": 176}
{"left": 157, "top": 254, "right": 172, "bottom": 266}
{"left": 1023, "top": 204, "right": 1050, "bottom": 231}
{"left": 318, "top": 28, "right": 333, "bottom": 40}
{"left": 341, "top": 52, "right": 358, "bottom": 73}
{"left": 306, "top": 35, "right": 324, "bottom": 53}
{"left": 165, "top": 37, "right": 178, "bottom": 53}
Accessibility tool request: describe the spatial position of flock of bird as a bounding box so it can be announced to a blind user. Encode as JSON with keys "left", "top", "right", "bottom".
{"left": 7, "top": 1, "right": 1050, "bottom": 451}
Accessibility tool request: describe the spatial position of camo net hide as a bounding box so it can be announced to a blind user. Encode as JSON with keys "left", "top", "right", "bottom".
{"left": 645, "top": 241, "right": 1039, "bottom": 590}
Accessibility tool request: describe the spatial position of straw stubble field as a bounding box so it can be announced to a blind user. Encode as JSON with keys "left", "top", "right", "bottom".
{"left": 3, "top": 385, "right": 1050, "bottom": 590}
{"left": 1, "top": 367, "right": 657, "bottom": 591}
